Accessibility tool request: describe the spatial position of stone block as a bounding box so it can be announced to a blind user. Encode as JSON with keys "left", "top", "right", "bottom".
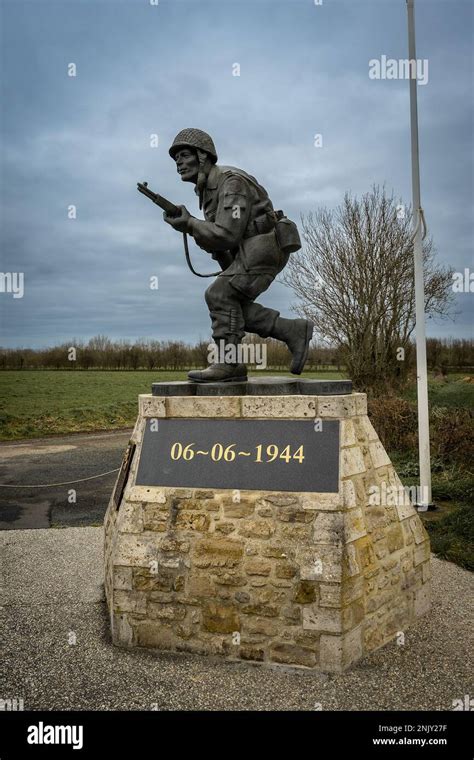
{"left": 214, "top": 571, "right": 246, "bottom": 586}
{"left": 277, "top": 506, "right": 314, "bottom": 523}
{"left": 344, "top": 508, "right": 367, "bottom": 542}
{"left": 259, "top": 494, "right": 299, "bottom": 507}
{"left": 353, "top": 394, "right": 368, "bottom": 416}
{"left": 369, "top": 441, "right": 391, "bottom": 469}
{"left": 118, "top": 502, "right": 144, "bottom": 533}
{"left": 160, "top": 536, "right": 190, "bottom": 553}
{"left": 282, "top": 605, "right": 301, "bottom": 623}
{"left": 319, "top": 583, "right": 342, "bottom": 608}
{"left": 298, "top": 545, "right": 343, "bottom": 582}
{"left": 238, "top": 520, "right": 275, "bottom": 539}
{"left": 134, "top": 622, "right": 180, "bottom": 650}
{"left": 359, "top": 415, "right": 378, "bottom": 442}
{"left": 127, "top": 486, "right": 167, "bottom": 504}
{"left": 202, "top": 601, "right": 240, "bottom": 633}
{"left": 320, "top": 625, "right": 363, "bottom": 673}
{"left": 240, "top": 646, "right": 265, "bottom": 662}
{"left": 293, "top": 580, "right": 317, "bottom": 604}
{"left": 193, "top": 537, "right": 244, "bottom": 568}
{"left": 395, "top": 500, "right": 417, "bottom": 522}
{"left": 342, "top": 576, "right": 364, "bottom": 605}
{"left": 175, "top": 510, "right": 210, "bottom": 532}
{"left": 160, "top": 557, "right": 181, "bottom": 569}
{"left": 275, "top": 562, "right": 298, "bottom": 579}
{"left": 142, "top": 506, "right": 168, "bottom": 532}
{"left": 139, "top": 395, "right": 166, "bottom": 418}
{"left": 343, "top": 544, "right": 360, "bottom": 577}
{"left": 134, "top": 567, "right": 174, "bottom": 592}
{"left": 148, "top": 603, "right": 186, "bottom": 621}
{"left": 113, "top": 590, "right": 147, "bottom": 615}
{"left": 215, "top": 523, "right": 236, "bottom": 535}
{"left": 111, "top": 613, "right": 134, "bottom": 647}
{"left": 341, "top": 479, "right": 357, "bottom": 508}
{"left": 115, "top": 533, "right": 160, "bottom": 567}
{"left": 386, "top": 524, "right": 404, "bottom": 553}
{"left": 301, "top": 492, "right": 341, "bottom": 511}
{"left": 113, "top": 566, "right": 133, "bottom": 591}
{"left": 303, "top": 605, "right": 342, "bottom": 633}
{"left": 187, "top": 575, "right": 215, "bottom": 598}
{"left": 241, "top": 396, "right": 316, "bottom": 418}
{"left": 223, "top": 501, "right": 255, "bottom": 518}
{"left": 413, "top": 541, "right": 431, "bottom": 567}
{"left": 409, "top": 516, "right": 427, "bottom": 545}
{"left": 341, "top": 419, "right": 357, "bottom": 447}
{"left": 166, "top": 396, "right": 241, "bottom": 418}
{"left": 270, "top": 643, "right": 317, "bottom": 668}
{"left": 313, "top": 512, "right": 344, "bottom": 545}
{"left": 341, "top": 447, "right": 366, "bottom": 477}
{"left": 245, "top": 558, "right": 272, "bottom": 576}
{"left": 318, "top": 395, "right": 357, "bottom": 418}
{"left": 244, "top": 617, "right": 279, "bottom": 636}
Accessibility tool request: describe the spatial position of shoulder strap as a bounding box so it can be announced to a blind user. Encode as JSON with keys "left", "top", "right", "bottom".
{"left": 218, "top": 166, "right": 264, "bottom": 195}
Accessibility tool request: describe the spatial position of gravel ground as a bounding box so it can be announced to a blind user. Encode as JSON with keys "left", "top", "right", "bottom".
{"left": 0, "top": 527, "right": 472, "bottom": 711}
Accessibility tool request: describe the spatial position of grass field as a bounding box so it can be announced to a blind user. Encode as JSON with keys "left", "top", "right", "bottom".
{"left": 0, "top": 369, "right": 472, "bottom": 440}
{"left": 402, "top": 373, "right": 474, "bottom": 408}
{"left": 0, "top": 369, "right": 346, "bottom": 440}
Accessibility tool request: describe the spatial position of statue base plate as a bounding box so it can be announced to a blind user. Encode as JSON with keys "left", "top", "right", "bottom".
{"left": 152, "top": 377, "right": 353, "bottom": 397}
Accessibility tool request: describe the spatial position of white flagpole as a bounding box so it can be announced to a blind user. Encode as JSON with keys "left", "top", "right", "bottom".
{"left": 406, "top": 0, "right": 432, "bottom": 510}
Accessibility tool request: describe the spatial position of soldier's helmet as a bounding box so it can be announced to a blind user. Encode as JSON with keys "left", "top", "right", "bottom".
{"left": 169, "top": 128, "right": 218, "bottom": 163}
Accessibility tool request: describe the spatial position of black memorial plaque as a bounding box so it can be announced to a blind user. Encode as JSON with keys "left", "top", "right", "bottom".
{"left": 135, "top": 419, "right": 339, "bottom": 493}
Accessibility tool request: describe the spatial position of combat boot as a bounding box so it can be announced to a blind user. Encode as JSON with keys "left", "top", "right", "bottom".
{"left": 271, "top": 317, "right": 314, "bottom": 374}
{"left": 188, "top": 362, "right": 248, "bottom": 383}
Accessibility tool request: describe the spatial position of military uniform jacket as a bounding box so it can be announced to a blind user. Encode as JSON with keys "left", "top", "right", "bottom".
{"left": 187, "top": 164, "right": 283, "bottom": 274}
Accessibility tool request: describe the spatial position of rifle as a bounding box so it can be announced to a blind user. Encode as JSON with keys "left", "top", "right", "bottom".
{"left": 137, "top": 181, "right": 220, "bottom": 278}
{"left": 137, "top": 181, "right": 180, "bottom": 216}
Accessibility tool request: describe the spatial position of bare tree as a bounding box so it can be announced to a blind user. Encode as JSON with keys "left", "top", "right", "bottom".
{"left": 283, "top": 186, "right": 454, "bottom": 391}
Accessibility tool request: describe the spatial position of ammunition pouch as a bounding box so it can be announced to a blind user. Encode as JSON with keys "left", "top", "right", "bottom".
{"left": 243, "top": 211, "right": 276, "bottom": 239}
{"left": 239, "top": 229, "right": 282, "bottom": 274}
{"left": 274, "top": 210, "right": 302, "bottom": 254}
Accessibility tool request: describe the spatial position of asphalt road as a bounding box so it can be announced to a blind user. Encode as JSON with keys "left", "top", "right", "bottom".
{"left": 0, "top": 430, "right": 132, "bottom": 530}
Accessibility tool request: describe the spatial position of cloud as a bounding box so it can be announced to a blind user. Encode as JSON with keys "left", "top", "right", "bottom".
{"left": 1, "top": 0, "right": 472, "bottom": 347}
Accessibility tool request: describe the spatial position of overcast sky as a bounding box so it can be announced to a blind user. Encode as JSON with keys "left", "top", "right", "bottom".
{"left": 1, "top": 0, "right": 472, "bottom": 349}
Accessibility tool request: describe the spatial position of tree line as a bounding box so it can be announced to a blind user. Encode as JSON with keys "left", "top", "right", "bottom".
{"left": 0, "top": 335, "right": 472, "bottom": 373}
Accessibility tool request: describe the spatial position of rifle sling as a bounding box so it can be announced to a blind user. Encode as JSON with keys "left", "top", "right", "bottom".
{"left": 182, "top": 233, "right": 221, "bottom": 278}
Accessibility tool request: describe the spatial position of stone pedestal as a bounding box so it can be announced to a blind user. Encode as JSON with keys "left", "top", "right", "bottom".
{"left": 104, "top": 381, "right": 431, "bottom": 672}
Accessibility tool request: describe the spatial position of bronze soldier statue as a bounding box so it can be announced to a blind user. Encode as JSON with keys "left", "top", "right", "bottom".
{"left": 163, "top": 128, "right": 314, "bottom": 383}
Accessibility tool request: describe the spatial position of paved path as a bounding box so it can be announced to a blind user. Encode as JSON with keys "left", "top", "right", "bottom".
{"left": 0, "top": 430, "right": 131, "bottom": 530}
{"left": 0, "top": 527, "right": 472, "bottom": 711}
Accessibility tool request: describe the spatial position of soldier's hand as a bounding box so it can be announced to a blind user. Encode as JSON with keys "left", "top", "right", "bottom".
{"left": 163, "top": 205, "right": 192, "bottom": 233}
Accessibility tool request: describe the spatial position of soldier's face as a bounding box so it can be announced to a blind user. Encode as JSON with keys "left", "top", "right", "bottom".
{"left": 175, "top": 148, "right": 199, "bottom": 183}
